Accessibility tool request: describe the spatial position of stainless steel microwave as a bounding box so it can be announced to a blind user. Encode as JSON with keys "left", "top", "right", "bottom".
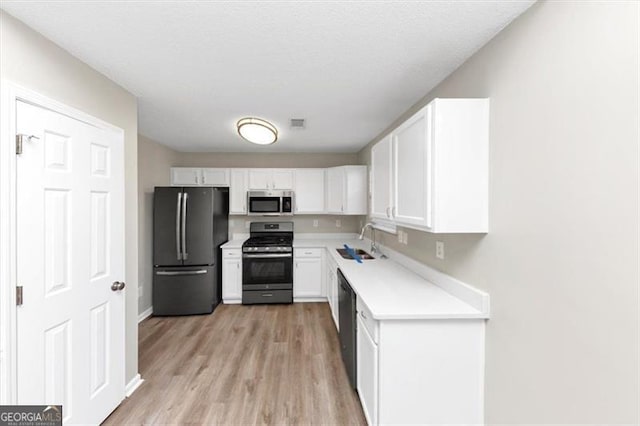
{"left": 247, "top": 191, "right": 294, "bottom": 216}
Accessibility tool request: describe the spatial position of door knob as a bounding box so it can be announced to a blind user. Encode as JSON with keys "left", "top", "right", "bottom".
{"left": 111, "top": 281, "right": 126, "bottom": 291}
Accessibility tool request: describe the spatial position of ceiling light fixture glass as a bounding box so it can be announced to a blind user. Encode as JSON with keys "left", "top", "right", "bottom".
{"left": 236, "top": 117, "right": 278, "bottom": 145}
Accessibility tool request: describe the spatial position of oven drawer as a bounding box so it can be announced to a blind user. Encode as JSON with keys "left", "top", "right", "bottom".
{"left": 243, "top": 289, "right": 293, "bottom": 304}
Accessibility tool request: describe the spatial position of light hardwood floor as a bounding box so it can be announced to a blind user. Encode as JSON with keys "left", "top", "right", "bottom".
{"left": 104, "top": 303, "right": 366, "bottom": 425}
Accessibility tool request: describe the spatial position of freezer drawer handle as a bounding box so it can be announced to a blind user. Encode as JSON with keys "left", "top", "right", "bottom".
{"left": 156, "top": 270, "right": 208, "bottom": 276}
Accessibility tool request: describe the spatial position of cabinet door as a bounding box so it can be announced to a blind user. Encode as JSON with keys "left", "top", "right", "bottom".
{"left": 357, "top": 316, "right": 378, "bottom": 426}
{"left": 294, "top": 257, "right": 322, "bottom": 298}
{"left": 229, "top": 169, "right": 248, "bottom": 214}
{"left": 248, "top": 169, "right": 272, "bottom": 190}
{"left": 343, "top": 166, "right": 368, "bottom": 215}
{"left": 294, "top": 169, "right": 325, "bottom": 214}
{"left": 370, "top": 135, "right": 393, "bottom": 220}
{"left": 393, "top": 106, "right": 432, "bottom": 229}
{"left": 326, "top": 167, "right": 345, "bottom": 214}
{"left": 222, "top": 258, "right": 242, "bottom": 301}
{"left": 171, "top": 168, "right": 201, "bottom": 186}
{"left": 201, "top": 168, "right": 229, "bottom": 186}
{"left": 272, "top": 169, "right": 294, "bottom": 190}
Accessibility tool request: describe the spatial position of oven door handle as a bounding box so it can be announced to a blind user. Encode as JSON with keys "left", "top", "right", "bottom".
{"left": 243, "top": 253, "right": 292, "bottom": 258}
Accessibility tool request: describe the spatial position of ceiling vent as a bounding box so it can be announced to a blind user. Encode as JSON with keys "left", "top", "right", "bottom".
{"left": 290, "top": 118, "right": 306, "bottom": 129}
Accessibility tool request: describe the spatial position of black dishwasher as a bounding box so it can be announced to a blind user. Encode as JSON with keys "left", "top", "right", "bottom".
{"left": 338, "top": 269, "right": 357, "bottom": 389}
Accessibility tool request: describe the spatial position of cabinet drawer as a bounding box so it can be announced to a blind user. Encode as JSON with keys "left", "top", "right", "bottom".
{"left": 357, "top": 298, "right": 379, "bottom": 344}
{"left": 223, "top": 249, "right": 241, "bottom": 258}
{"left": 294, "top": 248, "right": 322, "bottom": 258}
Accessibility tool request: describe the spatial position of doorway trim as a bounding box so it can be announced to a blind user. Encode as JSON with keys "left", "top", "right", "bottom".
{"left": 0, "top": 81, "right": 125, "bottom": 404}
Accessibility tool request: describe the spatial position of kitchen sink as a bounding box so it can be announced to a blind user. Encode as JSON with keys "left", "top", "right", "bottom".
{"left": 336, "top": 248, "right": 375, "bottom": 260}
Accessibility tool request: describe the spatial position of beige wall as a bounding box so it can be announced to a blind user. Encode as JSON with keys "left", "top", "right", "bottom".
{"left": 358, "top": 2, "right": 639, "bottom": 424}
{"left": 177, "top": 152, "right": 360, "bottom": 168}
{"left": 137, "top": 135, "right": 181, "bottom": 314}
{"left": 0, "top": 11, "right": 140, "bottom": 384}
{"left": 229, "top": 215, "right": 363, "bottom": 236}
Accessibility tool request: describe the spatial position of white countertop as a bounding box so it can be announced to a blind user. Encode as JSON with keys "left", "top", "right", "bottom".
{"left": 296, "top": 238, "right": 487, "bottom": 320}
{"left": 221, "top": 235, "right": 488, "bottom": 320}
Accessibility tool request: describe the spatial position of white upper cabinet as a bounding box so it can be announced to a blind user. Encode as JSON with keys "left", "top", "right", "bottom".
{"left": 171, "top": 167, "right": 229, "bottom": 186}
{"left": 248, "top": 169, "right": 294, "bottom": 190}
{"left": 371, "top": 98, "right": 489, "bottom": 233}
{"left": 294, "top": 169, "right": 326, "bottom": 214}
{"left": 370, "top": 134, "right": 393, "bottom": 220}
{"left": 201, "top": 168, "right": 230, "bottom": 186}
{"left": 171, "top": 167, "right": 201, "bottom": 186}
{"left": 326, "top": 166, "right": 367, "bottom": 215}
{"left": 229, "top": 169, "right": 248, "bottom": 214}
{"left": 393, "top": 105, "right": 432, "bottom": 228}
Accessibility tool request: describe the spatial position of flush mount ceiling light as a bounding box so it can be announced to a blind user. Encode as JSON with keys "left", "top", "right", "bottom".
{"left": 236, "top": 117, "right": 278, "bottom": 145}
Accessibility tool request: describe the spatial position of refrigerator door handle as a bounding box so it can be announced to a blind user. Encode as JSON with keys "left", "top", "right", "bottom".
{"left": 156, "top": 269, "right": 208, "bottom": 276}
{"left": 182, "top": 192, "right": 188, "bottom": 260}
{"left": 176, "top": 192, "right": 182, "bottom": 260}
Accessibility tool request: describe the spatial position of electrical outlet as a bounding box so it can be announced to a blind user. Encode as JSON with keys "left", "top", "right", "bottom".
{"left": 313, "top": 219, "right": 319, "bottom": 228}
{"left": 436, "top": 241, "right": 445, "bottom": 259}
{"left": 397, "top": 230, "right": 403, "bottom": 243}
{"left": 336, "top": 219, "right": 341, "bottom": 228}
{"left": 229, "top": 219, "right": 235, "bottom": 227}
{"left": 245, "top": 221, "right": 250, "bottom": 229}
{"left": 138, "top": 286, "right": 143, "bottom": 298}
{"left": 402, "top": 231, "right": 408, "bottom": 245}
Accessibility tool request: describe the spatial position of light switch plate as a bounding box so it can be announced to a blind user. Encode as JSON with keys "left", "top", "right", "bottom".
{"left": 436, "top": 241, "right": 445, "bottom": 259}
{"left": 398, "top": 230, "right": 403, "bottom": 243}
{"left": 313, "top": 219, "right": 319, "bottom": 227}
{"left": 402, "top": 231, "right": 408, "bottom": 245}
{"left": 336, "top": 219, "right": 342, "bottom": 228}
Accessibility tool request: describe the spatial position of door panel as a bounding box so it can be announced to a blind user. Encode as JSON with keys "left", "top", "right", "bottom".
{"left": 16, "top": 100, "right": 125, "bottom": 424}
{"left": 370, "top": 135, "right": 393, "bottom": 219}
{"left": 153, "top": 187, "right": 183, "bottom": 266}
{"left": 183, "top": 187, "right": 214, "bottom": 265}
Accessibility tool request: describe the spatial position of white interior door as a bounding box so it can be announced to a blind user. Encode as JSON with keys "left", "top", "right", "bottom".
{"left": 16, "top": 100, "right": 125, "bottom": 424}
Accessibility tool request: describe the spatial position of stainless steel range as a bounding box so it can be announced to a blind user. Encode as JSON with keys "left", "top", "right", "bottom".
{"left": 242, "top": 222, "right": 293, "bottom": 304}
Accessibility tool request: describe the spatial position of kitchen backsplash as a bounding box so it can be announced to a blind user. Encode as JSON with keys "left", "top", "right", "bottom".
{"left": 229, "top": 215, "right": 365, "bottom": 236}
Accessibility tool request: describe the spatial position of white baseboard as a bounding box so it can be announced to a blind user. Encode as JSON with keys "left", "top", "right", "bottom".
{"left": 125, "top": 374, "right": 144, "bottom": 397}
{"left": 223, "top": 300, "right": 242, "bottom": 304}
{"left": 293, "top": 297, "right": 328, "bottom": 303}
{"left": 138, "top": 307, "right": 153, "bottom": 323}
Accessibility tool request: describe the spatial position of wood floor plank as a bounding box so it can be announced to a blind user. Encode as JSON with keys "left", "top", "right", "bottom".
{"left": 104, "top": 303, "right": 366, "bottom": 425}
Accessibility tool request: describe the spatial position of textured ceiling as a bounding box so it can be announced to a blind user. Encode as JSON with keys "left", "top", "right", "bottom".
{"left": 1, "top": 1, "right": 535, "bottom": 153}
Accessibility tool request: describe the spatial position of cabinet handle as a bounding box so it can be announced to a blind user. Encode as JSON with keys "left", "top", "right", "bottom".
{"left": 361, "top": 311, "right": 367, "bottom": 320}
{"left": 236, "top": 263, "right": 239, "bottom": 269}
{"left": 386, "top": 207, "right": 391, "bottom": 218}
{"left": 195, "top": 175, "right": 198, "bottom": 184}
{"left": 392, "top": 206, "right": 396, "bottom": 217}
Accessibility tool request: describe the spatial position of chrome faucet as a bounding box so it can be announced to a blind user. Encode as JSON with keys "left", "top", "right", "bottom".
{"left": 359, "top": 222, "right": 378, "bottom": 254}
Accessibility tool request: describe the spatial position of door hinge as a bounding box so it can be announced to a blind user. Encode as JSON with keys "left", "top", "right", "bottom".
{"left": 16, "top": 286, "right": 23, "bottom": 306}
{"left": 15, "top": 134, "right": 24, "bottom": 155}
{"left": 15, "top": 134, "right": 40, "bottom": 155}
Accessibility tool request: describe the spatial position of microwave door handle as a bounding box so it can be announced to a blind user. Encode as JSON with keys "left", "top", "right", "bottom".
{"left": 176, "top": 192, "right": 182, "bottom": 260}
{"left": 182, "top": 192, "right": 188, "bottom": 260}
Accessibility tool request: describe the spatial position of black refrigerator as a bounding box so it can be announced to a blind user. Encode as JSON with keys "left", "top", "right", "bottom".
{"left": 153, "top": 186, "right": 229, "bottom": 315}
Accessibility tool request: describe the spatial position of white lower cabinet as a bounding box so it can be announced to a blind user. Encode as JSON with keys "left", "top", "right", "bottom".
{"left": 356, "top": 297, "right": 485, "bottom": 425}
{"left": 222, "top": 249, "right": 242, "bottom": 303}
{"left": 357, "top": 315, "right": 378, "bottom": 425}
{"left": 293, "top": 248, "right": 323, "bottom": 300}
{"left": 325, "top": 253, "right": 339, "bottom": 330}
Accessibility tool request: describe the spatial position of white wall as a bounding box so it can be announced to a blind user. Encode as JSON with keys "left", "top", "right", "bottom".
{"left": 358, "top": 2, "right": 639, "bottom": 423}
{"left": 0, "top": 10, "right": 140, "bottom": 385}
